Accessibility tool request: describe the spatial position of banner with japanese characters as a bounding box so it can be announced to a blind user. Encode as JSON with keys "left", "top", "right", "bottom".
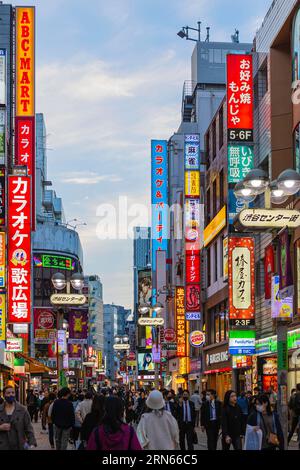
{"left": 0, "top": 49, "right": 6, "bottom": 106}
{"left": 264, "top": 244, "right": 275, "bottom": 302}
{"left": 228, "top": 144, "right": 254, "bottom": 182}
{"left": 227, "top": 54, "right": 253, "bottom": 143}
{"left": 151, "top": 140, "right": 168, "bottom": 274}
{"left": 0, "top": 232, "right": 5, "bottom": 288}
{"left": 0, "top": 169, "right": 5, "bottom": 226}
{"left": 175, "top": 287, "right": 186, "bottom": 357}
{"left": 228, "top": 237, "right": 255, "bottom": 327}
{"left": 184, "top": 134, "right": 200, "bottom": 170}
{"left": 0, "top": 109, "right": 5, "bottom": 165}
{"left": 278, "top": 228, "right": 293, "bottom": 294}
{"left": 0, "top": 294, "right": 5, "bottom": 341}
{"left": 15, "top": 7, "right": 36, "bottom": 231}
{"left": 8, "top": 176, "right": 31, "bottom": 323}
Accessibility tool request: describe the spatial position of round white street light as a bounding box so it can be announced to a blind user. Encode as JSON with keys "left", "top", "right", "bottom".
{"left": 277, "top": 169, "right": 300, "bottom": 195}
{"left": 138, "top": 304, "right": 150, "bottom": 315}
{"left": 244, "top": 169, "right": 270, "bottom": 194}
{"left": 270, "top": 181, "right": 289, "bottom": 205}
{"left": 153, "top": 303, "right": 164, "bottom": 315}
{"left": 51, "top": 273, "right": 66, "bottom": 291}
{"left": 70, "top": 273, "right": 84, "bottom": 291}
{"left": 233, "top": 181, "right": 257, "bottom": 202}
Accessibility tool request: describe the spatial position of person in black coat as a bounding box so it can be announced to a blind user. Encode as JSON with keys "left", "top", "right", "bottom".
{"left": 51, "top": 387, "right": 75, "bottom": 450}
{"left": 80, "top": 394, "right": 105, "bottom": 446}
{"left": 164, "top": 390, "right": 178, "bottom": 420}
{"left": 177, "top": 390, "right": 196, "bottom": 451}
{"left": 221, "top": 390, "right": 244, "bottom": 451}
{"left": 247, "top": 394, "right": 284, "bottom": 450}
{"left": 201, "top": 389, "right": 222, "bottom": 450}
{"left": 125, "top": 391, "right": 136, "bottom": 424}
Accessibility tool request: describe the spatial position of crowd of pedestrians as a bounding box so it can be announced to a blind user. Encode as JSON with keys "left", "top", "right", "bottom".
{"left": 0, "top": 383, "right": 299, "bottom": 450}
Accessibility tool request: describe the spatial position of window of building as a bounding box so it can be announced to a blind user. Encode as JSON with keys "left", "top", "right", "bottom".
{"left": 207, "top": 247, "right": 211, "bottom": 287}
{"left": 220, "top": 237, "right": 224, "bottom": 278}
{"left": 294, "top": 125, "right": 300, "bottom": 173}
{"left": 206, "top": 187, "right": 211, "bottom": 224}
{"left": 214, "top": 242, "right": 218, "bottom": 283}
{"left": 219, "top": 169, "right": 224, "bottom": 209}
{"left": 212, "top": 121, "right": 217, "bottom": 159}
{"left": 206, "top": 132, "right": 210, "bottom": 164}
{"left": 210, "top": 302, "right": 228, "bottom": 345}
{"left": 219, "top": 106, "right": 224, "bottom": 149}
{"left": 212, "top": 179, "right": 217, "bottom": 217}
{"left": 214, "top": 49, "right": 222, "bottom": 64}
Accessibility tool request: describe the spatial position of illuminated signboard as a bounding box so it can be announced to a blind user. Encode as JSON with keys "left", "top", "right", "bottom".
{"left": 151, "top": 140, "right": 168, "bottom": 273}
{"left": 5, "top": 338, "right": 23, "bottom": 353}
{"left": 8, "top": 176, "right": 31, "bottom": 323}
{"left": 176, "top": 287, "right": 186, "bottom": 357}
{"left": 227, "top": 54, "right": 253, "bottom": 142}
{"left": 229, "top": 330, "right": 256, "bottom": 356}
{"left": 0, "top": 294, "right": 5, "bottom": 341}
{"left": 185, "top": 171, "right": 200, "bottom": 198}
{"left": 236, "top": 209, "right": 300, "bottom": 231}
{"left": 0, "top": 49, "right": 6, "bottom": 105}
{"left": 228, "top": 144, "right": 254, "bottom": 183}
{"left": 271, "top": 275, "right": 293, "bottom": 319}
{"left": 203, "top": 206, "right": 227, "bottom": 247}
{"left": 33, "top": 254, "right": 75, "bottom": 271}
{"left": 228, "top": 237, "right": 255, "bottom": 327}
{"left": 0, "top": 170, "right": 5, "bottom": 226}
{"left": 15, "top": 7, "right": 35, "bottom": 231}
{"left": 186, "top": 254, "right": 200, "bottom": 284}
{"left": 0, "top": 232, "right": 5, "bottom": 287}
{"left": 0, "top": 109, "right": 5, "bottom": 165}
{"left": 184, "top": 134, "right": 200, "bottom": 170}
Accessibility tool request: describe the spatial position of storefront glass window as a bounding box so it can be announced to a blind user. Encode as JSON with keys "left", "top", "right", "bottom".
{"left": 294, "top": 126, "right": 300, "bottom": 174}
{"left": 293, "top": 7, "right": 300, "bottom": 83}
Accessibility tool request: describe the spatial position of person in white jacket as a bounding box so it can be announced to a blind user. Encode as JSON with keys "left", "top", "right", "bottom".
{"left": 137, "top": 390, "right": 180, "bottom": 450}
{"left": 75, "top": 392, "right": 93, "bottom": 425}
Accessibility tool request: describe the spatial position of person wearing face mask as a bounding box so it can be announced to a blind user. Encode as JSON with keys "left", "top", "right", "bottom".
{"left": 163, "top": 391, "right": 178, "bottom": 420}
{"left": 221, "top": 390, "right": 244, "bottom": 450}
{"left": 0, "top": 386, "right": 37, "bottom": 450}
{"left": 200, "top": 389, "right": 222, "bottom": 450}
{"left": 177, "top": 390, "right": 196, "bottom": 450}
{"left": 247, "top": 394, "right": 284, "bottom": 450}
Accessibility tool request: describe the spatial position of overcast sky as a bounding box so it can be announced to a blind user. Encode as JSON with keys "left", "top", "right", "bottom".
{"left": 15, "top": 0, "right": 271, "bottom": 309}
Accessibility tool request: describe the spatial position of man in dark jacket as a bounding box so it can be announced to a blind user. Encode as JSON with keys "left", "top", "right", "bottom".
{"left": 26, "top": 389, "right": 39, "bottom": 423}
{"left": 164, "top": 390, "right": 178, "bottom": 420}
{"left": 288, "top": 383, "right": 300, "bottom": 448}
{"left": 221, "top": 390, "right": 244, "bottom": 450}
{"left": 51, "top": 387, "right": 75, "bottom": 450}
{"left": 177, "top": 390, "right": 196, "bottom": 450}
{"left": 201, "top": 389, "right": 222, "bottom": 450}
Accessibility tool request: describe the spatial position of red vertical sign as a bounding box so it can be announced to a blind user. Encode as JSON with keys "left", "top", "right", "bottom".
{"left": 8, "top": 176, "right": 31, "bottom": 323}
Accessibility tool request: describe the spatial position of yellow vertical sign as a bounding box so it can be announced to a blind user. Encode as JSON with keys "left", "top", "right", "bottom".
{"left": 0, "top": 232, "right": 5, "bottom": 287}
{"left": 0, "top": 294, "right": 6, "bottom": 341}
{"left": 16, "top": 7, "right": 35, "bottom": 116}
{"left": 97, "top": 350, "right": 102, "bottom": 368}
{"left": 185, "top": 171, "right": 200, "bottom": 197}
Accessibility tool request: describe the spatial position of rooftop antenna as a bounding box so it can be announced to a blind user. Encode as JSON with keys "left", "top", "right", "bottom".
{"left": 177, "top": 21, "right": 201, "bottom": 42}
{"left": 205, "top": 27, "right": 210, "bottom": 42}
{"left": 231, "top": 29, "right": 239, "bottom": 43}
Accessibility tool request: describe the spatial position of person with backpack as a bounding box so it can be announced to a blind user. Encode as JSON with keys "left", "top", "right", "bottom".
{"left": 51, "top": 387, "right": 75, "bottom": 450}
{"left": 80, "top": 394, "right": 105, "bottom": 449}
{"left": 86, "top": 396, "right": 142, "bottom": 451}
{"left": 288, "top": 383, "right": 300, "bottom": 448}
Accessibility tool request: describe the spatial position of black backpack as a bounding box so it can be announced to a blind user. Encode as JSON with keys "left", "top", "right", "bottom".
{"left": 293, "top": 394, "right": 300, "bottom": 416}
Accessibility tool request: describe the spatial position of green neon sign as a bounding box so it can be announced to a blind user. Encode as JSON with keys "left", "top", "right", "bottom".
{"left": 41, "top": 254, "right": 74, "bottom": 271}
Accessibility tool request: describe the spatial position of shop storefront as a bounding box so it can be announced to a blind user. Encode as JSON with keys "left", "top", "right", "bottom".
{"left": 232, "top": 356, "right": 253, "bottom": 394}
{"left": 255, "top": 329, "right": 300, "bottom": 394}
{"left": 203, "top": 343, "right": 232, "bottom": 401}
{"left": 0, "top": 349, "right": 15, "bottom": 392}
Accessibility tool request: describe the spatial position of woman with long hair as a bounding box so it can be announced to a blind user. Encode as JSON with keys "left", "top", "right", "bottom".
{"left": 79, "top": 394, "right": 105, "bottom": 448}
{"left": 86, "top": 396, "right": 142, "bottom": 450}
{"left": 221, "top": 390, "right": 244, "bottom": 450}
{"left": 247, "top": 394, "right": 284, "bottom": 450}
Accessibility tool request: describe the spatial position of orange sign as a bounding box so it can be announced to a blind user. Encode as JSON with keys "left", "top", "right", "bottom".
{"left": 175, "top": 287, "right": 186, "bottom": 357}
{"left": 0, "top": 232, "right": 5, "bottom": 288}
{"left": 16, "top": 7, "right": 35, "bottom": 116}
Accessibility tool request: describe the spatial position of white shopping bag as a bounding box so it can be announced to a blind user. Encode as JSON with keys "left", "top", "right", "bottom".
{"left": 243, "top": 424, "right": 263, "bottom": 451}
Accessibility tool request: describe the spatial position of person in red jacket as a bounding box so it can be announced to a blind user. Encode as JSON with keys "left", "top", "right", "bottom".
{"left": 87, "top": 396, "right": 142, "bottom": 451}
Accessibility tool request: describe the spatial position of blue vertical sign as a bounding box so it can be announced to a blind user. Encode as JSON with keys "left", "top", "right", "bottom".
{"left": 151, "top": 140, "right": 168, "bottom": 291}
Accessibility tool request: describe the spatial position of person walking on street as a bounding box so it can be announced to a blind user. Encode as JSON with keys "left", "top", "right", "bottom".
{"left": 200, "top": 389, "right": 222, "bottom": 451}
{"left": 137, "top": 390, "right": 179, "bottom": 450}
{"left": 75, "top": 391, "right": 93, "bottom": 427}
{"left": 288, "top": 384, "right": 300, "bottom": 448}
{"left": 51, "top": 387, "right": 75, "bottom": 450}
{"left": 87, "top": 396, "right": 142, "bottom": 450}
{"left": 43, "top": 392, "right": 56, "bottom": 449}
{"left": 80, "top": 394, "right": 105, "bottom": 449}
{"left": 40, "top": 390, "right": 49, "bottom": 432}
{"left": 190, "top": 390, "right": 201, "bottom": 428}
{"left": 164, "top": 390, "right": 178, "bottom": 420}
{"left": 267, "top": 386, "right": 277, "bottom": 412}
{"left": 247, "top": 394, "right": 284, "bottom": 450}
{"left": 135, "top": 390, "right": 147, "bottom": 424}
{"left": 178, "top": 390, "right": 196, "bottom": 451}
{"left": 125, "top": 391, "right": 136, "bottom": 424}
{"left": 26, "top": 389, "right": 39, "bottom": 423}
{"left": 0, "top": 386, "right": 37, "bottom": 450}
{"left": 237, "top": 392, "right": 249, "bottom": 435}
{"left": 221, "top": 390, "right": 244, "bottom": 451}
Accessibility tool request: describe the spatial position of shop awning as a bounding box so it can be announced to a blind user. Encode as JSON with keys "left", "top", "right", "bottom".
{"left": 15, "top": 353, "right": 53, "bottom": 374}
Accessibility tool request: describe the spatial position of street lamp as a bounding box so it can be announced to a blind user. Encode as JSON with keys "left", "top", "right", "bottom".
{"left": 234, "top": 167, "right": 300, "bottom": 449}
{"left": 51, "top": 272, "right": 66, "bottom": 291}
{"left": 70, "top": 273, "right": 84, "bottom": 291}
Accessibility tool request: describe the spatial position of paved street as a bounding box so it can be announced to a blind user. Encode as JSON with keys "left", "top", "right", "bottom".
{"left": 31, "top": 420, "right": 299, "bottom": 451}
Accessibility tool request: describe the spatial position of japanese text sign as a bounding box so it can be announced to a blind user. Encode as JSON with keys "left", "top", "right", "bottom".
{"left": 0, "top": 232, "right": 5, "bottom": 287}
{"left": 8, "top": 176, "right": 31, "bottom": 323}
{"left": 228, "top": 144, "right": 254, "bottom": 183}
{"left": 228, "top": 237, "right": 255, "bottom": 321}
{"left": 68, "top": 310, "right": 88, "bottom": 343}
{"left": 185, "top": 171, "right": 200, "bottom": 198}
{"left": 176, "top": 287, "right": 186, "bottom": 357}
{"left": 186, "top": 254, "right": 200, "bottom": 284}
{"left": 227, "top": 54, "right": 253, "bottom": 131}
{"left": 15, "top": 7, "right": 35, "bottom": 116}
{"left": 0, "top": 169, "right": 5, "bottom": 225}
{"left": 185, "top": 134, "right": 200, "bottom": 170}
{"left": 151, "top": 140, "right": 168, "bottom": 272}
{"left": 0, "top": 49, "right": 6, "bottom": 106}
{"left": 0, "top": 294, "right": 5, "bottom": 341}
